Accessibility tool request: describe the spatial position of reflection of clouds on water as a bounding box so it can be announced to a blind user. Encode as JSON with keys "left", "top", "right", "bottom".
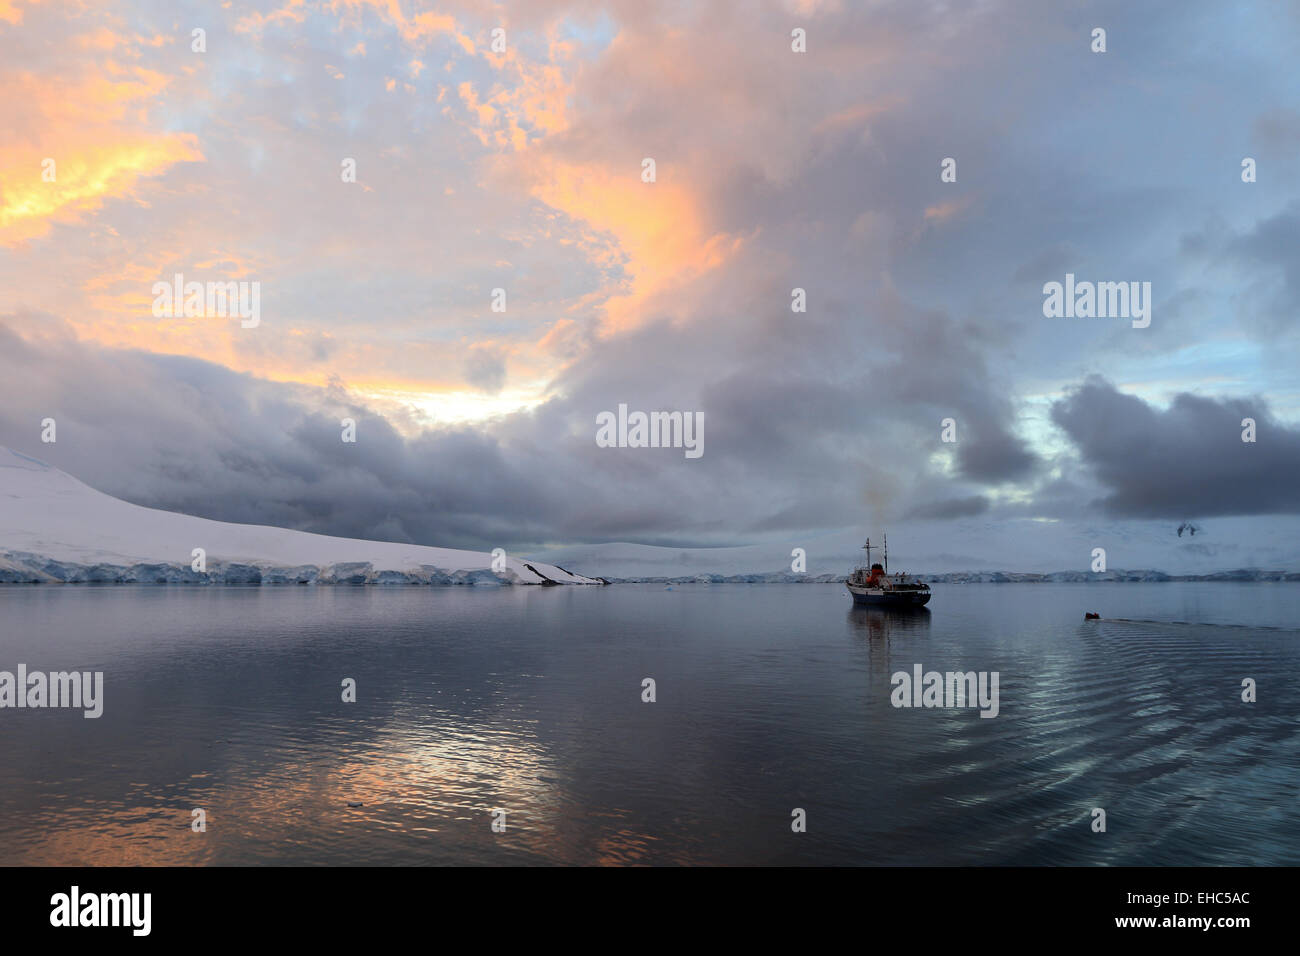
{"left": 5, "top": 584, "right": 1300, "bottom": 865}
{"left": 7, "top": 720, "right": 571, "bottom": 866}
{"left": 12, "top": 805, "right": 217, "bottom": 867}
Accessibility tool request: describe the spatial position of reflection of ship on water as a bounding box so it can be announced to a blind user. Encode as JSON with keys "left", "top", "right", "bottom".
{"left": 847, "top": 604, "right": 932, "bottom": 643}
{"left": 848, "top": 604, "right": 931, "bottom": 678}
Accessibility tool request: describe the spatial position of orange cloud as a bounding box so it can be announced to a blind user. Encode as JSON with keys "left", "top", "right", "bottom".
{"left": 923, "top": 196, "right": 974, "bottom": 223}
{"left": 0, "top": 0, "right": 39, "bottom": 26}
{"left": 327, "top": 0, "right": 472, "bottom": 51}
{"left": 444, "top": 33, "right": 736, "bottom": 334}
{"left": 526, "top": 159, "right": 738, "bottom": 333}
{"left": 235, "top": 0, "right": 307, "bottom": 35}
{"left": 0, "top": 1, "right": 735, "bottom": 408}
{"left": 0, "top": 138, "right": 201, "bottom": 242}
{"left": 0, "top": 58, "right": 203, "bottom": 244}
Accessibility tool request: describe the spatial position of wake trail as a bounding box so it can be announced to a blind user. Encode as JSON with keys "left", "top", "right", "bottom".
{"left": 1098, "top": 617, "right": 1299, "bottom": 633}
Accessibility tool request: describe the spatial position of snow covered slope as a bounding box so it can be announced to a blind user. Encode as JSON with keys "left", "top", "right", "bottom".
{"left": 0, "top": 447, "right": 603, "bottom": 585}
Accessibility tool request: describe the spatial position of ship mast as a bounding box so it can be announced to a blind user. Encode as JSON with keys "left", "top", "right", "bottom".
{"left": 883, "top": 532, "right": 888, "bottom": 574}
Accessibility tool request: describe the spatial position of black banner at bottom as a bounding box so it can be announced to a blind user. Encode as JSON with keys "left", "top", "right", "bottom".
{"left": 0, "top": 865, "right": 1267, "bottom": 942}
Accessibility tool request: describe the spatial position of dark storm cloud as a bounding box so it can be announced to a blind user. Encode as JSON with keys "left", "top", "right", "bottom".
{"left": 905, "top": 496, "right": 990, "bottom": 520}
{"left": 861, "top": 297, "right": 1039, "bottom": 485}
{"left": 0, "top": 295, "right": 1030, "bottom": 549}
{"left": 1050, "top": 377, "right": 1300, "bottom": 518}
{"left": 1226, "top": 201, "right": 1300, "bottom": 308}
{"left": 0, "top": 317, "right": 571, "bottom": 550}
{"left": 957, "top": 433, "right": 1038, "bottom": 484}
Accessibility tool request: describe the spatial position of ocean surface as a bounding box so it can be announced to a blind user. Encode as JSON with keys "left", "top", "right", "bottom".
{"left": 0, "top": 582, "right": 1296, "bottom": 866}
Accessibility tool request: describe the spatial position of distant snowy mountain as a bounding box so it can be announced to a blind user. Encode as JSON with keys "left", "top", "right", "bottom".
{"left": 601, "top": 569, "right": 1299, "bottom": 584}
{"left": 0, "top": 446, "right": 603, "bottom": 586}
{"left": 534, "top": 516, "right": 1300, "bottom": 579}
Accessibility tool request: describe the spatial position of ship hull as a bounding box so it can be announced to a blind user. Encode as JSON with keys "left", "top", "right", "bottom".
{"left": 847, "top": 584, "right": 931, "bottom": 607}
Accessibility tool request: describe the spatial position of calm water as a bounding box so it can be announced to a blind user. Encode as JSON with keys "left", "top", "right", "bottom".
{"left": 0, "top": 582, "right": 1297, "bottom": 866}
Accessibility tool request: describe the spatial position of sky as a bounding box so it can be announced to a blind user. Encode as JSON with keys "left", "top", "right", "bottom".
{"left": 1, "top": 0, "right": 1298, "bottom": 575}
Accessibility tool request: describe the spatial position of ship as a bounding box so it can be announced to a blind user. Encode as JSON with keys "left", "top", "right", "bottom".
{"left": 846, "top": 534, "right": 931, "bottom": 607}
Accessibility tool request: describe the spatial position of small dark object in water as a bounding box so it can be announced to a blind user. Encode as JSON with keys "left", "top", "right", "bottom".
{"left": 347, "top": 801, "right": 364, "bottom": 808}
{"left": 1084, "top": 612, "right": 1100, "bottom": 620}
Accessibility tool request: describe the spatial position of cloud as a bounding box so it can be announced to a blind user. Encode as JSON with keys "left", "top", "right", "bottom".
{"left": 0, "top": 137, "right": 201, "bottom": 242}
{"left": 0, "top": 316, "right": 570, "bottom": 548}
{"left": 0, "top": 300, "right": 1034, "bottom": 548}
{"left": 1226, "top": 201, "right": 1300, "bottom": 315}
{"left": 1050, "top": 377, "right": 1300, "bottom": 518}
{"left": 0, "top": 46, "right": 202, "bottom": 244}
{"left": 1252, "top": 107, "right": 1300, "bottom": 153}
{"left": 1, "top": 0, "right": 1297, "bottom": 561}
{"left": 463, "top": 343, "right": 508, "bottom": 393}
{"left": 0, "top": 0, "right": 38, "bottom": 26}
{"left": 905, "top": 495, "right": 989, "bottom": 520}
